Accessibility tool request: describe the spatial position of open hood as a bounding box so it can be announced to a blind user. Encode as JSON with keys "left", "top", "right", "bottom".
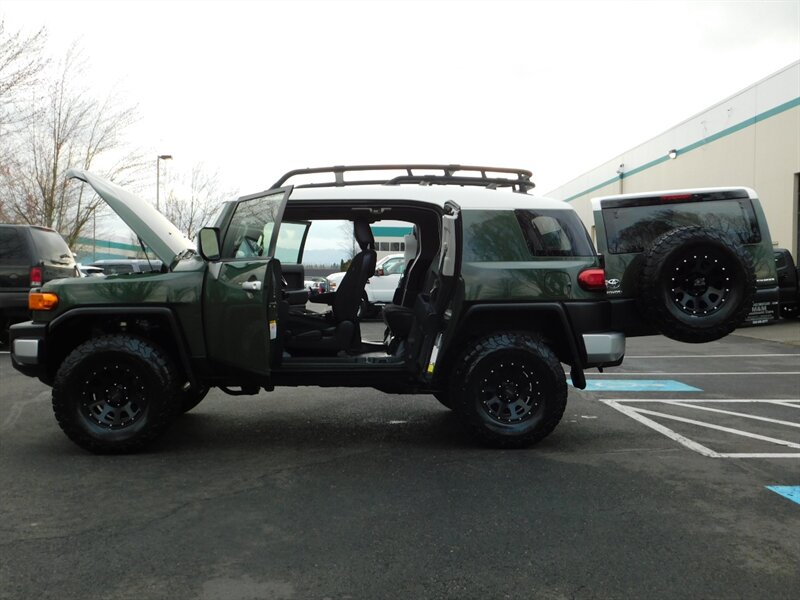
{"left": 67, "top": 169, "right": 195, "bottom": 268}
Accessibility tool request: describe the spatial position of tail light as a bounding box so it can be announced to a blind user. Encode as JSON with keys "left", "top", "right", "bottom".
{"left": 30, "top": 266, "right": 43, "bottom": 287}
{"left": 578, "top": 268, "right": 606, "bottom": 292}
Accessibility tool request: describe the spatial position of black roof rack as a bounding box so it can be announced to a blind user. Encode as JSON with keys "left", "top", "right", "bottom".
{"left": 271, "top": 164, "right": 535, "bottom": 193}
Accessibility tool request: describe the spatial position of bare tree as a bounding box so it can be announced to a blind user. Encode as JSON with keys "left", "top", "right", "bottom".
{"left": 338, "top": 220, "right": 358, "bottom": 264}
{"left": 162, "top": 163, "right": 233, "bottom": 240}
{"left": 0, "top": 43, "right": 143, "bottom": 245}
{"left": 0, "top": 20, "right": 47, "bottom": 134}
{"left": 0, "top": 21, "right": 47, "bottom": 221}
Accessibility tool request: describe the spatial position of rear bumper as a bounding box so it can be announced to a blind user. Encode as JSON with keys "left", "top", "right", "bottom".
{"left": 9, "top": 321, "right": 48, "bottom": 379}
{"left": 0, "top": 291, "right": 29, "bottom": 317}
{"left": 582, "top": 332, "right": 625, "bottom": 367}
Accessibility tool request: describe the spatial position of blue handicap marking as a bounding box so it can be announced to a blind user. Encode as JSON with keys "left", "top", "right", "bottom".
{"left": 766, "top": 486, "right": 800, "bottom": 505}
{"left": 569, "top": 379, "right": 702, "bottom": 392}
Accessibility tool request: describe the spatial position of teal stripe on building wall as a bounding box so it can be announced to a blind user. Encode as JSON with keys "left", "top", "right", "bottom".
{"left": 371, "top": 226, "right": 413, "bottom": 237}
{"left": 563, "top": 96, "right": 800, "bottom": 203}
{"left": 76, "top": 236, "right": 141, "bottom": 252}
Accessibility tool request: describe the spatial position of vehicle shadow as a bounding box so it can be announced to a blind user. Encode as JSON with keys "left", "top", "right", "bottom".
{"left": 154, "top": 404, "right": 472, "bottom": 454}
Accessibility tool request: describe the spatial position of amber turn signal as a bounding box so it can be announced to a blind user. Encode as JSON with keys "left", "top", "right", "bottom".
{"left": 29, "top": 292, "right": 59, "bottom": 311}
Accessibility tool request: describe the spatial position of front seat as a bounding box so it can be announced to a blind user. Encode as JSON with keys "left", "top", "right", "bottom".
{"left": 382, "top": 230, "right": 419, "bottom": 339}
{"left": 284, "top": 220, "right": 377, "bottom": 353}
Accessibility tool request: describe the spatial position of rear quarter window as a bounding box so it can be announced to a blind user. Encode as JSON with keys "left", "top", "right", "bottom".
{"left": 0, "top": 227, "right": 30, "bottom": 264}
{"left": 462, "top": 209, "right": 595, "bottom": 262}
{"left": 515, "top": 210, "right": 596, "bottom": 258}
{"left": 29, "top": 228, "right": 74, "bottom": 265}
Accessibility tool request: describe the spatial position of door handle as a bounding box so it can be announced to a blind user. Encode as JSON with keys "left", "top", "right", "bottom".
{"left": 241, "top": 280, "right": 262, "bottom": 291}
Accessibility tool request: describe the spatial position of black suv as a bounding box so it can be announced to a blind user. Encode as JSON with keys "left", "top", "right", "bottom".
{"left": 0, "top": 224, "right": 77, "bottom": 345}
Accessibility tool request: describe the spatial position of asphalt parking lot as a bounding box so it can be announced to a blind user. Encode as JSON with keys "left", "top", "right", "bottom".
{"left": 1, "top": 321, "right": 798, "bottom": 600}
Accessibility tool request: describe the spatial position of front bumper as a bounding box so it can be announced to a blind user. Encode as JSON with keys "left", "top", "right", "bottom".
{"left": 9, "top": 321, "right": 48, "bottom": 379}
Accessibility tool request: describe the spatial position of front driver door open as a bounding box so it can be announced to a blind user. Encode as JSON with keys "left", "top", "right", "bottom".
{"left": 203, "top": 187, "right": 291, "bottom": 377}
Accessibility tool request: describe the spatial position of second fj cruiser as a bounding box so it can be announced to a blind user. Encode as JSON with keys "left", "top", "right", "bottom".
{"left": 9, "top": 165, "right": 779, "bottom": 453}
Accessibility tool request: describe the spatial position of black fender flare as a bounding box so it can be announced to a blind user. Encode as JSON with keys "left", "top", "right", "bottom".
{"left": 456, "top": 303, "right": 587, "bottom": 389}
{"left": 48, "top": 306, "right": 198, "bottom": 388}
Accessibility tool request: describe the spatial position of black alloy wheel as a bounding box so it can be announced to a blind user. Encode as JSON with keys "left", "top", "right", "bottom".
{"left": 477, "top": 355, "right": 542, "bottom": 425}
{"left": 81, "top": 361, "right": 149, "bottom": 429}
{"left": 451, "top": 332, "right": 567, "bottom": 448}
{"left": 667, "top": 247, "right": 735, "bottom": 317}
{"left": 52, "top": 335, "right": 179, "bottom": 454}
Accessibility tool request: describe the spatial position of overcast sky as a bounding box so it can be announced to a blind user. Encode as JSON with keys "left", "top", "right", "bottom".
{"left": 2, "top": 0, "right": 799, "bottom": 199}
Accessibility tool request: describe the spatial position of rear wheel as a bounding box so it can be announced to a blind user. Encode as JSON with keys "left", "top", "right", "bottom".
{"left": 638, "top": 226, "right": 756, "bottom": 343}
{"left": 450, "top": 332, "right": 567, "bottom": 448}
{"left": 52, "top": 335, "right": 180, "bottom": 454}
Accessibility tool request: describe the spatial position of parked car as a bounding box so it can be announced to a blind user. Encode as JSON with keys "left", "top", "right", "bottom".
{"left": 304, "top": 276, "right": 327, "bottom": 296}
{"left": 0, "top": 224, "right": 77, "bottom": 345}
{"left": 76, "top": 264, "right": 105, "bottom": 277}
{"left": 90, "top": 258, "right": 163, "bottom": 274}
{"left": 10, "top": 165, "right": 778, "bottom": 453}
{"left": 327, "top": 253, "right": 405, "bottom": 315}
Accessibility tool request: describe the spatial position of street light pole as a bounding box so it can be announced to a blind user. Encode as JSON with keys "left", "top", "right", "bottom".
{"left": 156, "top": 154, "right": 173, "bottom": 211}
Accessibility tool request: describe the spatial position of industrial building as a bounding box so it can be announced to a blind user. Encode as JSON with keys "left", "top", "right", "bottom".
{"left": 546, "top": 61, "right": 800, "bottom": 260}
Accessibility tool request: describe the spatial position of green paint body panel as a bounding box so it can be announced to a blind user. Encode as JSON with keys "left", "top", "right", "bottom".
{"left": 37, "top": 263, "right": 208, "bottom": 356}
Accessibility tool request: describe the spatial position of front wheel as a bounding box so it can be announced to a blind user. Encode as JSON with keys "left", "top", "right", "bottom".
{"left": 450, "top": 332, "right": 567, "bottom": 448}
{"left": 52, "top": 335, "right": 180, "bottom": 454}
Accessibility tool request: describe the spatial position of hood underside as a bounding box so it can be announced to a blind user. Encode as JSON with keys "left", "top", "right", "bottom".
{"left": 67, "top": 169, "right": 195, "bottom": 267}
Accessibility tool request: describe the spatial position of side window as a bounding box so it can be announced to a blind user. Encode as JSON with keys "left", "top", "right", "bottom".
{"left": 0, "top": 228, "right": 29, "bottom": 264}
{"left": 462, "top": 211, "right": 530, "bottom": 262}
{"left": 273, "top": 221, "right": 309, "bottom": 264}
{"left": 221, "top": 191, "right": 286, "bottom": 259}
{"left": 383, "top": 257, "right": 405, "bottom": 275}
{"left": 516, "top": 210, "right": 595, "bottom": 258}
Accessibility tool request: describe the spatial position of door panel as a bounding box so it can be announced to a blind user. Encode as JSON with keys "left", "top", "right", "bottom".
{"left": 204, "top": 187, "right": 291, "bottom": 377}
{"left": 415, "top": 202, "right": 462, "bottom": 379}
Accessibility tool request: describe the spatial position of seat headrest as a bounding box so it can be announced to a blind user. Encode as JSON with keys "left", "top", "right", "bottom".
{"left": 354, "top": 220, "right": 374, "bottom": 251}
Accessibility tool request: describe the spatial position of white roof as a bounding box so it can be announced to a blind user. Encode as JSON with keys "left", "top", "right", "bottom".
{"left": 287, "top": 184, "right": 575, "bottom": 211}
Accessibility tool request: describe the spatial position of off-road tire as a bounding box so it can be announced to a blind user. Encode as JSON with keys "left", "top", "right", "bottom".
{"left": 638, "top": 226, "right": 756, "bottom": 343}
{"left": 52, "top": 335, "right": 180, "bottom": 454}
{"left": 450, "top": 332, "right": 567, "bottom": 449}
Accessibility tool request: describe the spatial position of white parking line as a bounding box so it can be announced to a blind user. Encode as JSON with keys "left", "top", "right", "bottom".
{"left": 666, "top": 401, "right": 800, "bottom": 428}
{"left": 589, "top": 372, "right": 800, "bottom": 376}
{"left": 631, "top": 407, "right": 800, "bottom": 449}
{"left": 627, "top": 354, "right": 800, "bottom": 358}
{"left": 600, "top": 399, "right": 800, "bottom": 459}
{"left": 616, "top": 399, "right": 799, "bottom": 403}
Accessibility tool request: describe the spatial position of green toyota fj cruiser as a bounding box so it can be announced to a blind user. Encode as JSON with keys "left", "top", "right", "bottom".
{"left": 9, "top": 165, "right": 778, "bottom": 453}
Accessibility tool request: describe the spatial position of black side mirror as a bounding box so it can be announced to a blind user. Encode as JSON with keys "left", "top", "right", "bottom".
{"left": 198, "top": 227, "right": 221, "bottom": 261}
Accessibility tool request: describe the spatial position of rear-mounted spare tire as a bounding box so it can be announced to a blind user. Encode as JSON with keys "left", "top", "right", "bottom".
{"left": 638, "top": 226, "right": 756, "bottom": 343}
